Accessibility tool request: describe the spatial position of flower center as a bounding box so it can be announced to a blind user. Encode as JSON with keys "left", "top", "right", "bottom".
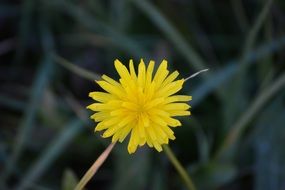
{"left": 136, "top": 104, "right": 147, "bottom": 114}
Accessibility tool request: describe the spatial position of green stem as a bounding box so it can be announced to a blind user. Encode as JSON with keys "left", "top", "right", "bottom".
{"left": 163, "top": 145, "right": 197, "bottom": 190}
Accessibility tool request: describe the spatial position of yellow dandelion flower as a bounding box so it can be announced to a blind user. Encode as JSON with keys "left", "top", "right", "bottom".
{"left": 87, "top": 59, "right": 192, "bottom": 154}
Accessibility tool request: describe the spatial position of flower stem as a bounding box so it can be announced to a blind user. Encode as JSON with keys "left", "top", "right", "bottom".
{"left": 75, "top": 142, "right": 116, "bottom": 190}
{"left": 163, "top": 145, "right": 197, "bottom": 190}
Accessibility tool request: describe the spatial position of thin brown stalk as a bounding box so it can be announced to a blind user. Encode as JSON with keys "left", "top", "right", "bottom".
{"left": 75, "top": 142, "right": 116, "bottom": 190}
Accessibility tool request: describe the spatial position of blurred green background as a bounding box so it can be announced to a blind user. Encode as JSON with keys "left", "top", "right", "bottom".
{"left": 0, "top": 0, "right": 285, "bottom": 189}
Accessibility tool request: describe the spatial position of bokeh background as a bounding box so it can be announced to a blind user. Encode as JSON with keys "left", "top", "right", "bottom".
{"left": 1, "top": 0, "right": 285, "bottom": 189}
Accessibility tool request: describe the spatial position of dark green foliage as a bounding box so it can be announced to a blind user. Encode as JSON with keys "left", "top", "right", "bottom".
{"left": 0, "top": 0, "right": 284, "bottom": 189}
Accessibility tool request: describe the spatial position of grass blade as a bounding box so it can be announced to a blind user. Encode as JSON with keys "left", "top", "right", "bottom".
{"left": 53, "top": 54, "right": 101, "bottom": 81}
{"left": 0, "top": 58, "right": 54, "bottom": 185}
{"left": 12, "top": 0, "right": 34, "bottom": 68}
{"left": 0, "top": 94, "right": 25, "bottom": 112}
{"left": 48, "top": 0, "right": 149, "bottom": 59}
{"left": 253, "top": 99, "right": 285, "bottom": 190}
{"left": 227, "top": 0, "right": 273, "bottom": 124}
{"left": 230, "top": 0, "right": 249, "bottom": 33}
{"left": 191, "top": 35, "right": 285, "bottom": 107}
{"left": 215, "top": 73, "right": 285, "bottom": 159}
{"left": 131, "top": 0, "right": 206, "bottom": 71}
{"left": 111, "top": 148, "right": 150, "bottom": 190}
{"left": 15, "top": 119, "right": 84, "bottom": 190}
{"left": 163, "top": 145, "right": 197, "bottom": 190}
{"left": 62, "top": 169, "right": 79, "bottom": 190}
{"left": 0, "top": 9, "right": 55, "bottom": 186}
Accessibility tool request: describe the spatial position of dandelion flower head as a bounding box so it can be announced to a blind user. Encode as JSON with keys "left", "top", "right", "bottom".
{"left": 87, "top": 59, "right": 192, "bottom": 154}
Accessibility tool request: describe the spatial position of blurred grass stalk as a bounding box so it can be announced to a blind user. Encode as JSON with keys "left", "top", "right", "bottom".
{"left": 259, "top": 11, "right": 273, "bottom": 89}
{"left": 230, "top": 0, "right": 249, "bottom": 33}
{"left": 163, "top": 145, "right": 197, "bottom": 190}
{"left": 227, "top": 0, "right": 273, "bottom": 124}
{"left": 191, "top": 35, "right": 285, "bottom": 107}
{"left": 0, "top": 5, "right": 55, "bottom": 187}
{"left": 16, "top": 87, "right": 104, "bottom": 189}
{"left": 0, "top": 46, "right": 54, "bottom": 188}
{"left": 237, "top": 0, "right": 273, "bottom": 78}
{"left": 131, "top": 0, "right": 206, "bottom": 71}
{"left": 0, "top": 94, "right": 26, "bottom": 112}
{"left": 13, "top": 0, "right": 34, "bottom": 68}
{"left": 216, "top": 73, "right": 285, "bottom": 159}
{"left": 75, "top": 143, "right": 116, "bottom": 190}
{"left": 47, "top": 0, "right": 149, "bottom": 59}
{"left": 15, "top": 119, "right": 84, "bottom": 190}
{"left": 53, "top": 54, "right": 101, "bottom": 81}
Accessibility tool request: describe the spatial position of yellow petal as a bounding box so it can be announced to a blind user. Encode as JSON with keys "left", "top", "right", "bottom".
{"left": 159, "top": 125, "right": 176, "bottom": 140}
{"left": 89, "top": 92, "right": 114, "bottom": 102}
{"left": 138, "top": 116, "right": 146, "bottom": 138}
{"left": 161, "top": 71, "right": 179, "bottom": 87}
{"left": 146, "top": 60, "right": 155, "bottom": 84}
{"left": 129, "top": 59, "right": 137, "bottom": 80}
{"left": 149, "top": 115, "right": 167, "bottom": 126}
{"left": 91, "top": 112, "right": 109, "bottom": 122}
{"left": 157, "top": 79, "right": 184, "bottom": 97}
{"left": 102, "top": 125, "right": 122, "bottom": 138}
{"left": 169, "top": 110, "right": 191, "bottom": 116}
{"left": 139, "top": 137, "right": 146, "bottom": 146}
{"left": 164, "top": 95, "right": 192, "bottom": 104}
{"left": 96, "top": 81, "right": 125, "bottom": 98}
{"left": 102, "top": 75, "right": 121, "bottom": 86}
{"left": 128, "top": 127, "right": 139, "bottom": 154}
{"left": 153, "top": 60, "right": 168, "bottom": 86}
{"left": 152, "top": 124, "right": 168, "bottom": 142}
{"left": 94, "top": 122, "right": 108, "bottom": 131}
{"left": 118, "top": 115, "right": 135, "bottom": 127}
{"left": 103, "top": 116, "right": 123, "bottom": 126}
{"left": 146, "top": 127, "right": 157, "bottom": 141}
{"left": 163, "top": 117, "right": 182, "bottom": 127}
{"left": 87, "top": 103, "right": 110, "bottom": 111}
{"left": 114, "top": 59, "right": 132, "bottom": 81}
{"left": 118, "top": 124, "right": 133, "bottom": 142}
{"left": 153, "top": 141, "right": 163, "bottom": 152}
{"left": 138, "top": 59, "right": 146, "bottom": 88}
{"left": 144, "top": 98, "right": 164, "bottom": 109}
{"left": 141, "top": 113, "right": 150, "bottom": 127}
{"left": 163, "top": 103, "right": 190, "bottom": 111}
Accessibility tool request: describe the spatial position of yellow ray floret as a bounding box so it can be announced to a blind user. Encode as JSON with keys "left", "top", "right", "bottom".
{"left": 87, "top": 59, "right": 192, "bottom": 154}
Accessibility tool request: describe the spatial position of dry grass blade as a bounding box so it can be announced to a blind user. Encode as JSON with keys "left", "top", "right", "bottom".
{"left": 185, "top": 69, "right": 209, "bottom": 81}
{"left": 75, "top": 142, "right": 116, "bottom": 190}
